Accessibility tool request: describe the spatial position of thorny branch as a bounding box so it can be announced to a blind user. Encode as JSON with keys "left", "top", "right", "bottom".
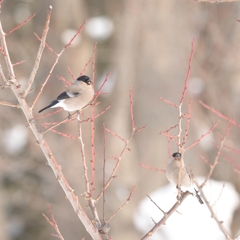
{"left": 0, "top": 7, "right": 102, "bottom": 240}
{"left": 42, "top": 204, "right": 64, "bottom": 240}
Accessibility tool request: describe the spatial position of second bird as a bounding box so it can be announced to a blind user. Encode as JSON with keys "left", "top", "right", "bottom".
{"left": 166, "top": 152, "right": 204, "bottom": 204}
{"left": 39, "top": 75, "right": 94, "bottom": 113}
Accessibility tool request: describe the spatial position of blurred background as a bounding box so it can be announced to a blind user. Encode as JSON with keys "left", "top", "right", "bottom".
{"left": 0, "top": 0, "right": 240, "bottom": 239}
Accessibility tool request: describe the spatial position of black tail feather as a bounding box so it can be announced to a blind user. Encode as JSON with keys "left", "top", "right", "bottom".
{"left": 38, "top": 100, "right": 58, "bottom": 113}
{"left": 194, "top": 188, "right": 204, "bottom": 204}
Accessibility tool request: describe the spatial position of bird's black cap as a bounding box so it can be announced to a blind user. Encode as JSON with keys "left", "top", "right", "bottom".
{"left": 172, "top": 152, "right": 181, "bottom": 158}
{"left": 77, "top": 75, "right": 91, "bottom": 84}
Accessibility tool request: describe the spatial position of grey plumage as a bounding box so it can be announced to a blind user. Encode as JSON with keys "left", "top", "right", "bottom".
{"left": 166, "top": 152, "right": 204, "bottom": 204}
{"left": 39, "top": 75, "right": 94, "bottom": 113}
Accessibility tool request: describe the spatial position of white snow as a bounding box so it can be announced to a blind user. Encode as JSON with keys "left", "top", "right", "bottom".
{"left": 134, "top": 177, "right": 239, "bottom": 240}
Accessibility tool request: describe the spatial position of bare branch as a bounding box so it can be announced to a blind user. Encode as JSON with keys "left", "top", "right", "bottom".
{"left": 180, "top": 38, "right": 194, "bottom": 104}
{"left": 130, "top": 85, "right": 135, "bottom": 130}
{"left": 77, "top": 113, "right": 90, "bottom": 194}
{"left": 103, "top": 124, "right": 107, "bottom": 222}
{"left": 141, "top": 192, "right": 191, "bottom": 240}
{"left": 159, "top": 96, "right": 178, "bottom": 108}
{"left": 80, "top": 57, "right": 92, "bottom": 76}
{"left": 0, "top": 101, "right": 21, "bottom": 108}
{"left": 195, "top": 181, "right": 233, "bottom": 240}
{"left": 43, "top": 204, "right": 64, "bottom": 240}
{"left": 106, "top": 186, "right": 136, "bottom": 223}
{"left": 22, "top": 6, "right": 52, "bottom": 98}
{"left": 139, "top": 163, "right": 165, "bottom": 173}
{"left": 12, "top": 60, "right": 25, "bottom": 66}
{"left": 90, "top": 42, "right": 97, "bottom": 195}
{"left": 6, "top": 13, "right": 36, "bottom": 35}
{"left": 146, "top": 195, "right": 166, "bottom": 217}
{"left": 64, "top": 20, "right": 86, "bottom": 49}
{"left": 42, "top": 113, "right": 77, "bottom": 134}
{"left": 184, "top": 120, "right": 219, "bottom": 151}
{"left": 200, "top": 101, "right": 240, "bottom": 127}
{"left": 31, "top": 20, "right": 86, "bottom": 109}
{"left": 201, "top": 122, "right": 233, "bottom": 188}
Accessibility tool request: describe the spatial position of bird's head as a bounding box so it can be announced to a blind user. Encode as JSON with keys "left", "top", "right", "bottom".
{"left": 77, "top": 75, "right": 92, "bottom": 85}
{"left": 172, "top": 152, "right": 181, "bottom": 161}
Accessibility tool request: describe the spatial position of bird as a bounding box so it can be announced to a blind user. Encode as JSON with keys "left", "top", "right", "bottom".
{"left": 39, "top": 75, "right": 94, "bottom": 113}
{"left": 166, "top": 152, "right": 204, "bottom": 204}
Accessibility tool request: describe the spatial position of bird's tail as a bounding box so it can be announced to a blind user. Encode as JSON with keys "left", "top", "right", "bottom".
{"left": 38, "top": 100, "right": 58, "bottom": 113}
{"left": 194, "top": 188, "right": 204, "bottom": 204}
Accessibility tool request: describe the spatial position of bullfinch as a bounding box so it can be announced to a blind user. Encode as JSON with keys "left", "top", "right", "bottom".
{"left": 39, "top": 75, "right": 94, "bottom": 113}
{"left": 166, "top": 152, "right": 204, "bottom": 204}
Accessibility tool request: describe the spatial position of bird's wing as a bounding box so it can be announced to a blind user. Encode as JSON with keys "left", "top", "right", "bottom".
{"left": 66, "top": 84, "right": 84, "bottom": 97}
{"left": 67, "top": 90, "right": 84, "bottom": 97}
{"left": 56, "top": 91, "right": 71, "bottom": 100}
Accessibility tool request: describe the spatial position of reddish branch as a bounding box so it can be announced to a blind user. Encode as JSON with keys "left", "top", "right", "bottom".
{"left": 43, "top": 204, "right": 64, "bottom": 240}
{"left": 139, "top": 163, "right": 165, "bottom": 173}
{"left": 67, "top": 66, "right": 75, "bottom": 80}
{"left": 201, "top": 122, "right": 233, "bottom": 188}
{"left": 0, "top": 101, "right": 21, "bottom": 108}
{"left": 199, "top": 100, "right": 240, "bottom": 127}
{"left": 141, "top": 192, "right": 191, "bottom": 240}
{"left": 214, "top": 143, "right": 240, "bottom": 174}
{"left": 181, "top": 99, "right": 192, "bottom": 147}
{"left": 0, "top": 8, "right": 102, "bottom": 239}
{"left": 6, "top": 13, "right": 36, "bottom": 35}
{"left": 80, "top": 57, "right": 92, "bottom": 76}
{"left": 22, "top": 7, "right": 51, "bottom": 98}
{"left": 96, "top": 88, "right": 145, "bottom": 202}
{"left": 184, "top": 120, "right": 219, "bottom": 151}
{"left": 159, "top": 96, "right": 178, "bottom": 108}
{"left": 12, "top": 60, "right": 25, "bottom": 66}
{"left": 195, "top": 181, "right": 234, "bottom": 240}
{"left": 106, "top": 186, "right": 136, "bottom": 223}
{"left": 90, "top": 42, "right": 97, "bottom": 195}
{"left": 31, "top": 20, "right": 86, "bottom": 109}
{"left": 180, "top": 38, "right": 194, "bottom": 104}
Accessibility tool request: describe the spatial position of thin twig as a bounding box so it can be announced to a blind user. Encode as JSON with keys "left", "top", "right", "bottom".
{"left": 80, "top": 57, "right": 92, "bottom": 76}
{"left": 141, "top": 192, "right": 191, "bottom": 240}
{"left": 214, "top": 144, "right": 240, "bottom": 174}
{"left": 195, "top": 181, "right": 233, "bottom": 240}
{"left": 139, "top": 163, "right": 165, "bottom": 173}
{"left": 130, "top": 85, "right": 135, "bottom": 130}
{"left": 96, "top": 88, "right": 145, "bottom": 202}
{"left": 106, "top": 186, "right": 136, "bottom": 223}
{"left": 180, "top": 38, "right": 194, "bottom": 104}
{"left": 12, "top": 60, "right": 25, "bottom": 66}
{"left": 184, "top": 121, "right": 219, "bottom": 151}
{"left": 35, "top": 109, "right": 62, "bottom": 119}
{"left": 224, "top": 144, "right": 240, "bottom": 155}
{"left": 181, "top": 99, "right": 192, "bottom": 147}
{"left": 103, "top": 124, "right": 107, "bottom": 222}
{"left": 42, "top": 112, "right": 77, "bottom": 134}
{"left": 147, "top": 195, "right": 166, "bottom": 216}
{"left": 200, "top": 101, "right": 240, "bottom": 127}
{"left": 90, "top": 42, "right": 97, "bottom": 195}
{"left": 42, "top": 204, "right": 64, "bottom": 240}
{"left": 0, "top": 11, "right": 102, "bottom": 240}
{"left": 22, "top": 7, "right": 52, "bottom": 98}
{"left": 159, "top": 96, "right": 178, "bottom": 108}
{"left": 0, "top": 101, "right": 21, "bottom": 108}
{"left": 77, "top": 113, "right": 90, "bottom": 194}
{"left": 31, "top": 20, "right": 86, "bottom": 109}
{"left": 6, "top": 13, "right": 36, "bottom": 35}
{"left": 201, "top": 122, "right": 233, "bottom": 188}
{"left": 67, "top": 66, "right": 75, "bottom": 80}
